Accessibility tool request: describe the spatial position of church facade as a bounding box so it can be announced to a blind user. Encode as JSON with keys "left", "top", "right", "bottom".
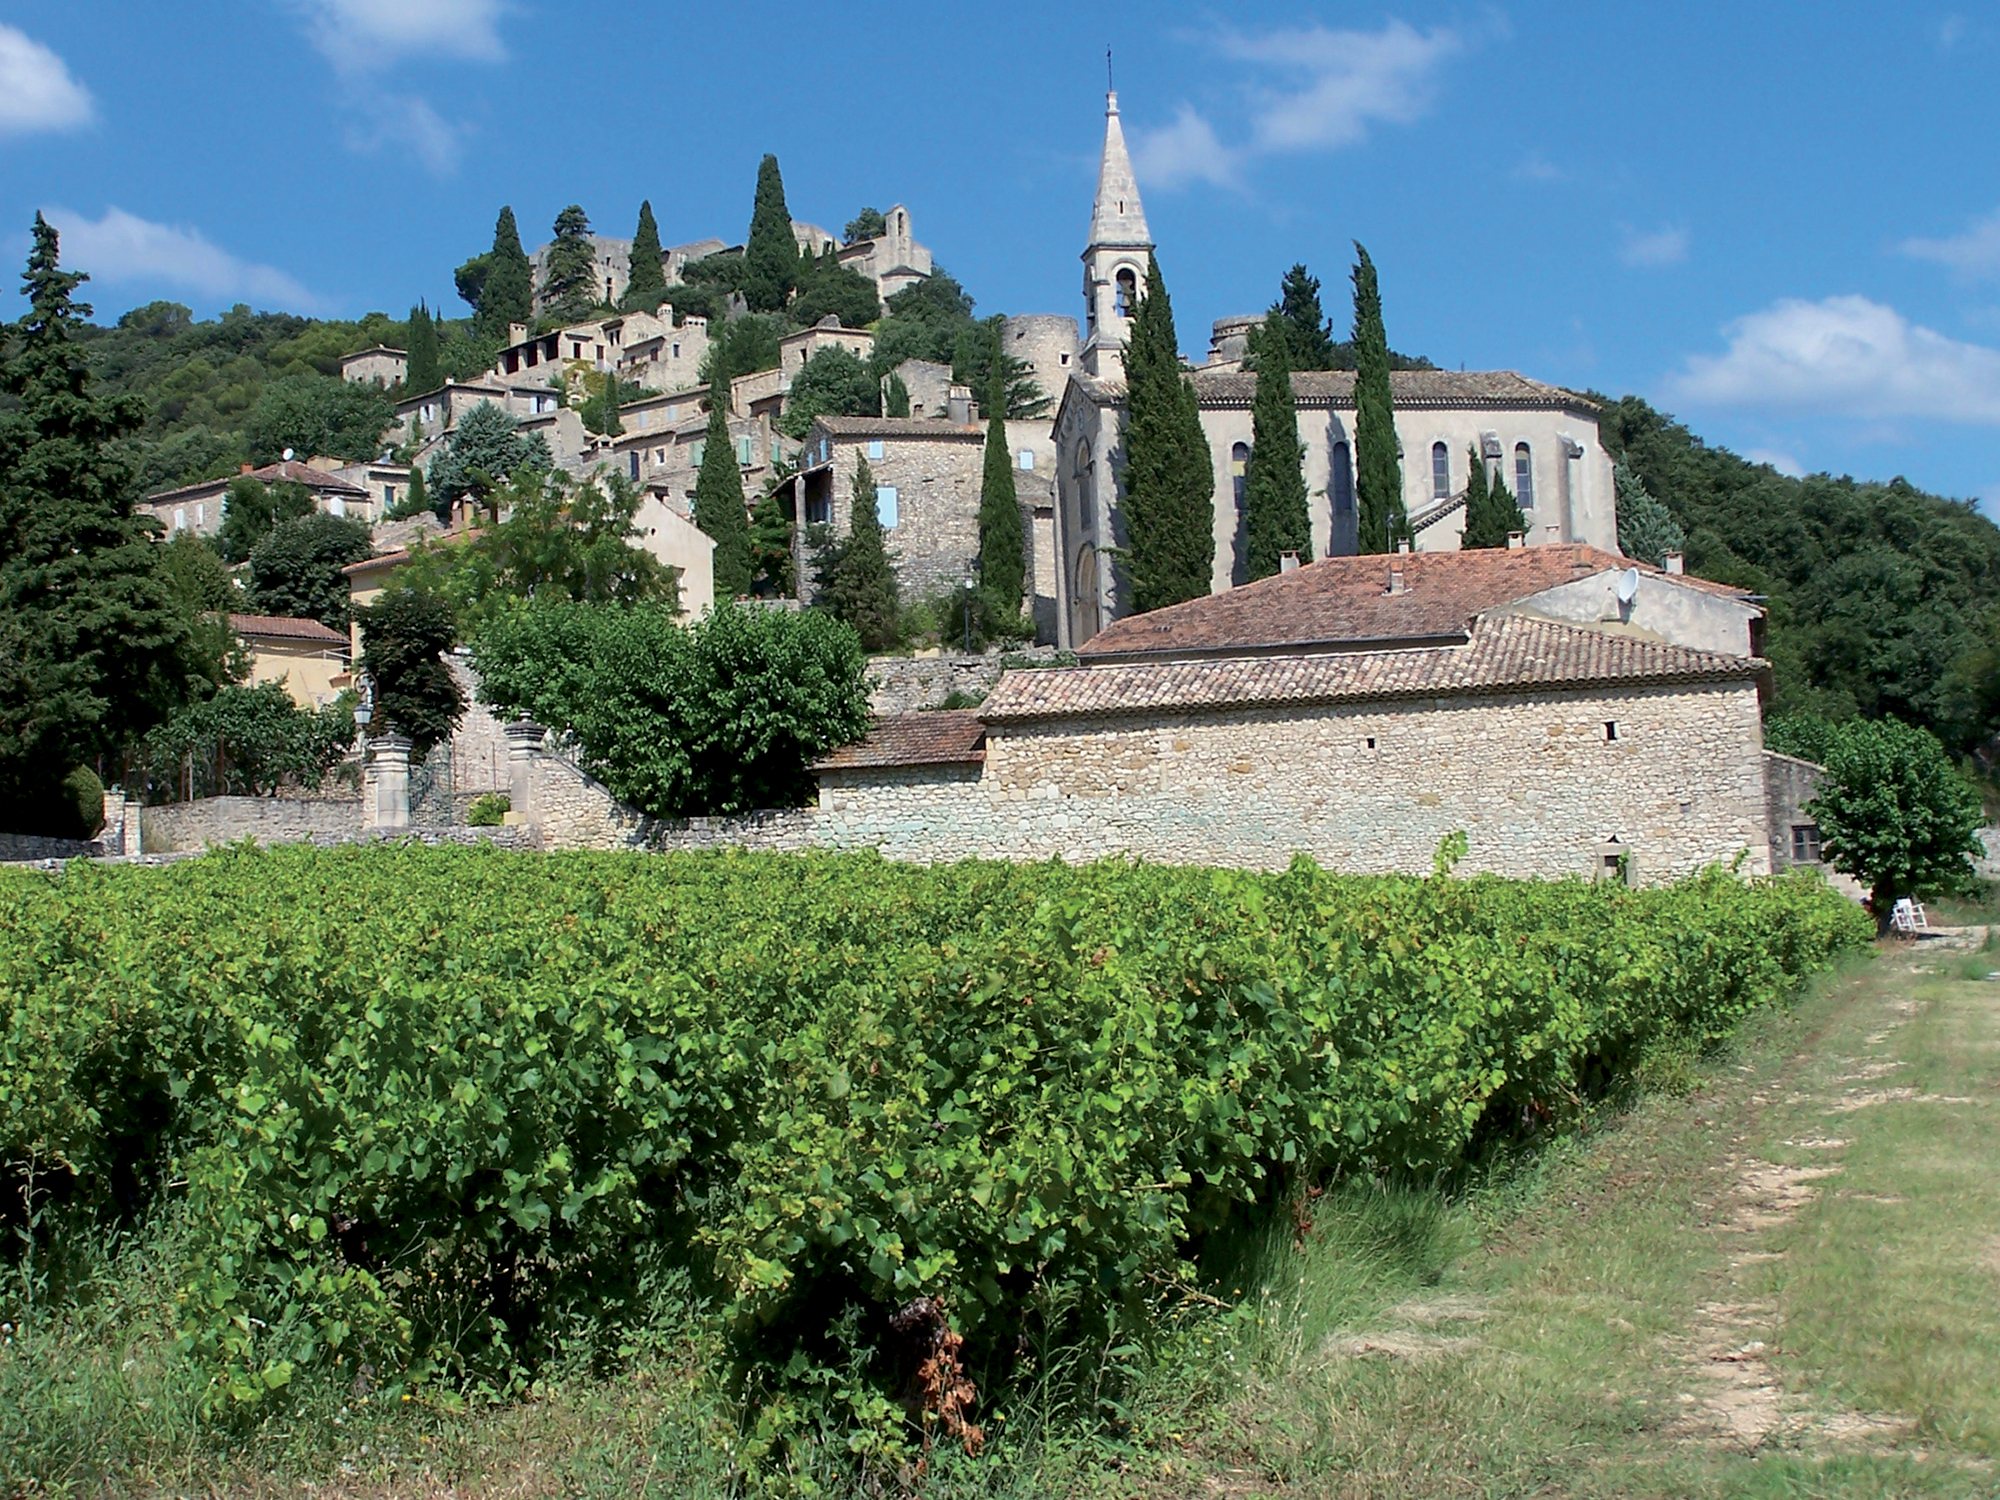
{"left": 1048, "top": 93, "right": 1621, "bottom": 649}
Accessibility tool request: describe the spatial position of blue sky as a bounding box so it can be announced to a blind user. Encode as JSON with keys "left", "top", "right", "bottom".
{"left": 6, "top": 2, "right": 2000, "bottom": 513}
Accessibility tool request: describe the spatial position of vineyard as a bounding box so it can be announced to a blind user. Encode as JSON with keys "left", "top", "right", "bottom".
{"left": 0, "top": 845, "right": 1868, "bottom": 1470}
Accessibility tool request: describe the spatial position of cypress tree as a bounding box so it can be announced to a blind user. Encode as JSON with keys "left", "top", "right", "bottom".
{"left": 742, "top": 154, "right": 798, "bottom": 314}
{"left": 479, "top": 206, "right": 533, "bottom": 339}
{"left": 1270, "top": 263, "right": 1337, "bottom": 371}
{"left": 0, "top": 214, "right": 186, "bottom": 828}
{"left": 1241, "top": 315, "right": 1310, "bottom": 580}
{"left": 541, "top": 205, "right": 598, "bottom": 325}
{"left": 1487, "top": 467, "right": 1518, "bottom": 540}
{"left": 625, "top": 199, "right": 668, "bottom": 311}
{"left": 812, "top": 456, "right": 899, "bottom": 650}
{"left": 1121, "top": 256, "right": 1214, "bottom": 612}
{"left": 692, "top": 379, "right": 752, "bottom": 600}
{"left": 882, "top": 371, "right": 910, "bottom": 418}
{"left": 388, "top": 463, "right": 429, "bottom": 521}
{"left": 404, "top": 299, "right": 441, "bottom": 393}
{"left": 1350, "top": 243, "right": 1405, "bottom": 554}
{"left": 1459, "top": 443, "right": 1511, "bottom": 549}
{"left": 977, "top": 364, "right": 1024, "bottom": 612}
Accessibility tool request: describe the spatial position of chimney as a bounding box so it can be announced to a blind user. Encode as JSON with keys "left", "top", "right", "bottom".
{"left": 1395, "top": 538, "right": 1412, "bottom": 554}
{"left": 946, "top": 384, "right": 972, "bottom": 425}
{"left": 1387, "top": 564, "right": 1406, "bottom": 595}
{"left": 239, "top": 463, "right": 254, "bottom": 474}
{"left": 506, "top": 322, "right": 528, "bottom": 345}
{"left": 1663, "top": 550, "right": 1685, "bottom": 575}
{"left": 452, "top": 496, "right": 475, "bottom": 534}
{"left": 1506, "top": 530, "right": 1525, "bottom": 549}
{"left": 1279, "top": 550, "right": 1301, "bottom": 574}
{"left": 1546, "top": 525, "right": 1562, "bottom": 542}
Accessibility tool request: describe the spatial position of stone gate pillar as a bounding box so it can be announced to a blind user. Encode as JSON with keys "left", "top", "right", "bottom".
{"left": 503, "top": 720, "right": 545, "bottom": 830}
{"left": 368, "top": 734, "right": 412, "bottom": 834}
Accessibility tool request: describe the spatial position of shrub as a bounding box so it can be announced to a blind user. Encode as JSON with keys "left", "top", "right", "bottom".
{"left": 466, "top": 793, "right": 509, "bottom": 826}
{"left": 60, "top": 766, "right": 105, "bottom": 839}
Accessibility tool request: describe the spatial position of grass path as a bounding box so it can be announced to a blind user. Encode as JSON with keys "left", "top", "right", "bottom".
{"left": 1157, "top": 929, "right": 2000, "bottom": 1498}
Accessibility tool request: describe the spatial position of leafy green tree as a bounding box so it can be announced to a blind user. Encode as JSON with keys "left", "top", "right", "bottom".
{"left": 540, "top": 205, "right": 599, "bottom": 325}
{"left": 810, "top": 456, "right": 899, "bottom": 650}
{"left": 387, "top": 463, "right": 430, "bottom": 520}
{"left": 246, "top": 512, "right": 374, "bottom": 629}
{"left": 780, "top": 347, "right": 880, "bottom": 438}
{"left": 623, "top": 199, "right": 668, "bottom": 312}
{"left": 1462, "top": 445, "right": 1523, "bottom": 549}
{"left": 700, "top": 313, "right": 784, "bottom": 388}
{"left": 1809, "top": 718, "right": 1984, "bottom": 931}
{"left": 868, "top": 269, "right": 977, "bottom": 375}
{"left": 882, "top": 372, "right": 911, "bottom": 418}
{"left": 789, "top": 248, "right": 880, "bottom": 329}
{"left": 0, "top": 214, "right": 188, "bottom": 830}
{"left": 140, "top": 681, "right": 353, "bottom": 800}
{"left": 217, "top": 475, "right": 315, "bottom": 563}
{"left": 426, "top": 401, "right": 553, "bottom": 515}
{"left": 157, "top": 528, "right": 248, "bottom": 701}
{"left": 742, "top": 154, "right": 799, "bottom": 314}
{"left": 1350, "top": 243, "right": 1405, "bottom": 554}
{"left": 1268, "top": 263, "right": 1337, "bottom": 371}
{"left": 404, "top": 300, "right": 441, "bottom": 393}
{"left": 357, "top": 588, "right": 463, "bottom": 759}
{"left": 1614, "top": 460, "right": 1686, "bottom": 565}
{"left": 471, "top": 599, "right": 871, "bottom": 816}
{"left": 951, "top": 316, "right": 1049, "bottom": 418}
{"left": 579, "top": 371, "right": 634, "bottom": 437}
{"left": 977, "top": 363, "right": 1025, "bottom": 612}
{"left": 1121, "top": 256, "right": 1214, "bottom": 612}
{"left": 844, "top": 207, "right": 887, "bottom": 242}
{"left": 1241, "top": 316, "right": 1310, "bottom": 580}
{"left": 464, "top": 206, "right": 533, "bottom": 339}
{"left": 399, "top": 469, "right": 677, "bottom": 628}
{"left": 693, "top": 380, "right": 754, "bottom": 599}
{"left": 245, "top": 375, "right": 394, "bottom": 464}
{"left": 749, "top": 479, "right": 796, "bottom": 598}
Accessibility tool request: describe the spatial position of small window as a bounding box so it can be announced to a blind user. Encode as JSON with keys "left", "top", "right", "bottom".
{"left": 382, "top": 485, "right": 394, "bottom": 508}
{"left": 867, "top": 439, "right": 885, "bottom": 460}
{"left": 671, "top": 342, "right": 681, "bottom": 359}
{"left": 1364, "top": 736, "right": 1377, "bottom": 751}
{"left": 1018, "top": 449, "right": 1036, "bottom": 471}
{"left": 1604, "top": 721, "right": 1618, "bottom": 741}
{"left": 1331, "top": 441, "right": 1354, "bottom": 516}
{"left": 174, "top": 506, "right": 186, "bottom": 530}
{"left": 1059, "top": 351, "right": 1071, "bottom": 367}
{"left": 328, "top": 497, "right": 344, "bottom": 518}
{"left": 691, "top": 441, "right": 705, "bottom": 466}
{"left": 1515, "top": 442, "right": 1535, "bottom": 508}
{"left": 1230, "top": 441, "right": 1250, "bottom": 513}
{"left": 806, "top": 493, "right": 830, "bottom": 525}
{"left": 629, "top": 452, "right": 641, "bottom": 481}
{"left": 1431, "top": 441, "right": 1450, "bottom": 499}
{"left": 1791, "top": 823, "right": 1823, "bottom": 862}
{"left": 877, "top": 484, "right": 899, "bottom": 528}
{"left": 1115, "top": 266, "right": 1138, "bottom": 316}
{"left": 195, "top": 502, "right": 206, "bottom": 526}
{"left": 736, "top": 435, "right": 753, "bottom": 466}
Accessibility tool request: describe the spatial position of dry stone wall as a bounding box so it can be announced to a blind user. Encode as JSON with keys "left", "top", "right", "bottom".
{"left": 865, "top": 648, "right": 1066, "bottom": 714}
{"left": 141, "top": 796, "right": 363, "bottom": 853}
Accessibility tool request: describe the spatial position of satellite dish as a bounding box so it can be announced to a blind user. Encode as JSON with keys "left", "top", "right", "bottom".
{"left": 1616, "top": 568, "right": 1641, "bottom": 605}
{"left": 281, "top": 447, "right": 295, "bottom": 462}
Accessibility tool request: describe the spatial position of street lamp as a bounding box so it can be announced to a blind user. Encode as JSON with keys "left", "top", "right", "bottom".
{"left": 961, "top": 575, "right": 976, "bottom": 655}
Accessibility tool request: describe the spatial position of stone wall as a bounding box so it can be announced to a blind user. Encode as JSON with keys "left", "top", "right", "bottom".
{"left": 532, "top": 744, "right": 816, "bottom": 852}
{"left": 1976, "top": 826, "right": 2000, "bottom": 882}
{"left": 828, "top": 430, "right": 985, "bottom": 603}
{"left": 1764, "top": 751, "right": 1825, "bottom": 873}
{"left": 865, "top": 648, "right": 1067, "bottom": 714}
{"left": 140, "top": 795, "right": 362, "bottom": 853}
{"left": 0, "top": 831, "right": 103, "bottom": 862}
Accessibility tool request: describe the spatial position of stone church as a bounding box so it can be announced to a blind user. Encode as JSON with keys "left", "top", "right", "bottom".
{"left": 1047, "top": 92, "right": 1621, "bottom": 649}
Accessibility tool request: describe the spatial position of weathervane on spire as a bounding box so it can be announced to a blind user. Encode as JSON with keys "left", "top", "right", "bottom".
{"left": 1106, "top": 45, "right": 1113, "bottom": 92}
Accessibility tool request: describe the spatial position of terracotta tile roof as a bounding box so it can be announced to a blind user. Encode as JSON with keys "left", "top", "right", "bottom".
{"left": 985, "top": 615, "right": 1765, "bottom": 724}
{"left": 1079, "top": 545, "right": 1753, "bottom": 661}
{"left": 145, "top": 460, "right": 369, "bottom": 505}
{"left": 227, "top": 613, "right": 349, "bottom": 646}
{"left": 811, "top": 416, "right": 983, "bottom": 440}
{"left": 1064, "top": 368, "right": 1599, "bottom": 413}
{"left": 814, "top": 711, "right": 987, "bottom": 771}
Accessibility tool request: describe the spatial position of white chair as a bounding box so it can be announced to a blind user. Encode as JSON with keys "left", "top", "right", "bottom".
{"left": 1889, "top": 898, "right": 1930, "bottom": 936}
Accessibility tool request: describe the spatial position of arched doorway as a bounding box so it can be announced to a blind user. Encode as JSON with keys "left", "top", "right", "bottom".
{"left": 1071, "top": 544, "right": 1101, "bottom": 643}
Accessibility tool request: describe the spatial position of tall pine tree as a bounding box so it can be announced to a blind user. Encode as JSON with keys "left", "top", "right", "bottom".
{"left": 882, "top": 371, "right": 911, "bottom": 417}
{"left": 625, "top": 199, "right": 668, "bottom": 311}
{"left": 742, "top": 154, "right": 798, "bottom": 315}
{"left": 1121, "top": 256, "right": 1214, "bottom": 613}
{"left": 1241, "top": 315, "right": 1311, "bottom": 579}
{"left": 977, "top": 363, "right": 1025, "bottom": 613}
{"left": 692, "top": 379, "right": 753, "bottom": 600}
{"left": 0, "top": 215, "right": 187, "bottom": 829}
{"left": 811, "top": 455, "right": 899, "bottom": 650}
{"left": 478, "top": 206, "right": 533, "bottom": 340}
{"left": 1269, "top": 263, "right": 1337, "bottom": 371}
{"left": 404, "top": 300, "right": 441, "bottom": 393}
{"left": 541, "top": 205, "right": 598, "bottom": 325}
{"left": 1350, "top": 243, "right": 1405, "bottom": 554}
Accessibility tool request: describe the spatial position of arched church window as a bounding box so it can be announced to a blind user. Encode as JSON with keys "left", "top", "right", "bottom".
{"left": 1431, "top": 441, "right": 1450, "bottom": 500}
{"left": 1231, "top": 442, "right": 1250, "bottom": 513}
{"left": 1115, "top": 267, "right": 1138, "bottom": 317}
{"left": 1515, "top": 442, "right": 1535, "bottom": 509}
{"left": 1331, "top": 441, "right": 1354, "bottom": 515}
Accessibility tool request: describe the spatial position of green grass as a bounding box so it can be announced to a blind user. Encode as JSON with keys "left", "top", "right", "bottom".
{"left": 8, "top": 939, "right": 1997, "bottom": 1496}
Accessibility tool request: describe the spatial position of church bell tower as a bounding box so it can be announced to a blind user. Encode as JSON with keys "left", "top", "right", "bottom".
{"left": 1079, "top": 89, "right": 1154, "bottom": 381}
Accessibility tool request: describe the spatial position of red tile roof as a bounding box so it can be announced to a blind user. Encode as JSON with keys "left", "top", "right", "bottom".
{"left": 983, "top": 615, "right": 1765, "bottom": 724}
{"left": 227, "top": 613, "right": 349, "bottom": 646}
{"left": 1079, "top": 545, "right": 1753, "bottom": 662}
{"left": 146, "top": 460, "right": 369, "bottom": 505}
{"left": 814, "top": 711, "right": 987, "bottom": 771}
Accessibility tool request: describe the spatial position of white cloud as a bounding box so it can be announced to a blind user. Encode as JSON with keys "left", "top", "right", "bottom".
{"left": 1619, "top": 224, "right": 1690, "bottom": 269}
{"left": 346, "top": 97, "right": 465, "bottom": 177}
{"left": 292, "top": 0, "right": 509, "bottom": 72}
{"left": 1512, "top": 153, "right": 1567, "bottom": 184}
{"left": 1899, "top": 207, "right": 2000, "bottom": 279}
{"left": 0, "top": 25, "right": 94, "bottom": 136}
{"left": 1130, "top": 19, "right": 1463, "bottom": 190}
{"left": 1669, "top": 294, "right": 2000, "bottom": 425}
{"left": 1744, "top": 447, "right": 1806, "bottom": 477}
{"left": 1937, "top": 13, "right": 1968, "bottom": 50}
{"left": 40, "top": 206, "right": 318, "bottom": 310}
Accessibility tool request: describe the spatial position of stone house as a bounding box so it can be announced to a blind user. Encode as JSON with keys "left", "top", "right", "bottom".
{"left": 228, "top": 613, "right": 351, "bottom": 708}
{"left": 835, "top": 204, "right": 934, "bottom": 300}
{"left": 340, "top": 345, "right": 407, "bottom": 387}
{"left": 488, "top": 311, "right": 711, "bottom": 396}
{"left": 395, "top": 381, "right": 561, "bottom": 446}
{"left": 780, "top": 318, "right": 875, "bottom": 380}
{"left": 141, "top": 459, "right": 373, "bottom": 538}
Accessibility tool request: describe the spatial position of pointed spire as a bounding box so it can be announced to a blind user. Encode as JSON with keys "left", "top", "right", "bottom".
{"left": 1090, "top": 90, "right": 1152, "bottom": 249}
